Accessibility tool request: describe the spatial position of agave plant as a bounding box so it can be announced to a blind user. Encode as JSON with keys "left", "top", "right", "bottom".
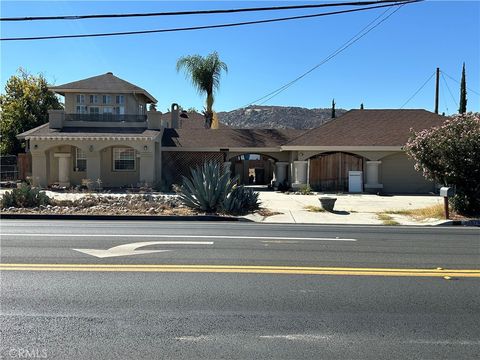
{"left": 222, "top": 186, "right": 260, "bottom": 215}
{"left": 177, "top": 161, "right": 238, "bottom": 213}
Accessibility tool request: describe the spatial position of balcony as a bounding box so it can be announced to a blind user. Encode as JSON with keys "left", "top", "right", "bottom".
{"left": 65, "top": 113, "right": 147, "bottom": 122}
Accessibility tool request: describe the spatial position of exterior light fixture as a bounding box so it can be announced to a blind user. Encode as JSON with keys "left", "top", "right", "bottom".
{"left": 89, "top": 145, "right": 94, "bottom": 152}
{"left": 143, "top": 145, "right": 148, "bottom": 151}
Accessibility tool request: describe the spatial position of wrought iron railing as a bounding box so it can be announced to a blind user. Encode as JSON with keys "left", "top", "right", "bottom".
{"left": 65, "top": 114, "right": 147, "bottom": 122}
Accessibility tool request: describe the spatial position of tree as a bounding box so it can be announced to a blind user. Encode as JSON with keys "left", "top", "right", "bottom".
{"left": 331, "top": 98, "right": 336, "bottom": 118}
{"left": 458, "top": 62, "right": 467, "bottom": 114}
{"left": 405, "top": 112, "right": 480, "bottom": 215}
{"left": 0, "top": 69, "right": 62, "bottom": 154}
{"left": 176, "top": 51, "right": 228, "bottom": 129}
{"left": 360, "top": 103, "right": 364, "bottom": 110}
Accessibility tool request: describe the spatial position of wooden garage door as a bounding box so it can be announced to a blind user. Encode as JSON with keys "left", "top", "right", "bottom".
{"left": 309, "top": 152, "right": 364, "bottom": 192}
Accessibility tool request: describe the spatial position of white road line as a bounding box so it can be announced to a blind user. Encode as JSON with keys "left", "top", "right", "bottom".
{"left": 259, "top": 334, "right": 331, "bottom": 341}
{"left": 0, "top": 234, "right": 356, "bottom": 241}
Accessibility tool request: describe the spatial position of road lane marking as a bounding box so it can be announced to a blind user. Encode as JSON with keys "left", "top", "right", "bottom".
{"left": 73, "top": 241, "right": 214, "bottom": 258}
{"left": 1, "top": 264, "right": 479, "bottom": 277}
{"left": 0, "top": 234, "right": 356, "bottom": 241}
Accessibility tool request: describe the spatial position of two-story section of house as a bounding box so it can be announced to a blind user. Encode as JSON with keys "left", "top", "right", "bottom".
{"left": 18, "top": 72, "right": 163, "bottom": 188}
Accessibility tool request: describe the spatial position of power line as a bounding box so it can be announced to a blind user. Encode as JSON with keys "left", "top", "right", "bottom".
{"left": 441, "top": 72, "right": 458, "bottom": 107}
{"left": 0, "top": 1, "right": 415, "bottom": 22}
{"left": 0, "top": 1, "right": 421, "bottom": 42}
{"left": 441, "top": 71, "right": 480, "bottom": 96}
{"left": 247, "top": 2, "right": 406, "bottom": 106}
{"left": 400, "top": 71, "right": 435, "bottom": 109}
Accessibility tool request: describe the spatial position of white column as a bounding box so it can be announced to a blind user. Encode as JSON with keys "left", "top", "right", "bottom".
{"left": 54, "top": 153, "right": 71, "bottom": 187}
{"left": 292, "top": 161, "right": 308, "bottom": 189}
{"left": 365, "top": 160, "right": 383, "bottom": 189}
{"left": 274, "top": 162, "right": 289, "bottom": 187}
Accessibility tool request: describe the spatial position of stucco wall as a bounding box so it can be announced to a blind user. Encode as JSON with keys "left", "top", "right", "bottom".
{"left": 63, "top": 93, "right": 146, "bottom": 114}
{"left": 100, "top": 147, "right": 140, "bottom": 188}
{"left": 380, "top": 152, "right": 435, "bottom": 194}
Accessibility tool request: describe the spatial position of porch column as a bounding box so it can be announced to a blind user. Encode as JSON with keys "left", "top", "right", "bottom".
{"left": 86, "top": 151, "right": 101, "bottom": 185}
{"left": 54, "top": 153, "right": 71, "bottom": 187}
{"left": 139, "top": 152, "right": 155, "bottom": 185}
{"left": 292, "top": 160, "right": 308, "bottom": 189}
{"left": 223, "top": 161, "right": 232, "bottom": 174}
{"left": 31, "top": 152, "right": 47, "bottom": 187}
{"left": 365, "top": 160, "right": 383, "bottom": 190}
{"left": 274, "top": 161, "right": 289, "bottom": 187}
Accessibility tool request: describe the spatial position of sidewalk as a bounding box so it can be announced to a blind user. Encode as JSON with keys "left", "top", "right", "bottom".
{"left": 244, "top": 192, "right": 446, "bottom": 225}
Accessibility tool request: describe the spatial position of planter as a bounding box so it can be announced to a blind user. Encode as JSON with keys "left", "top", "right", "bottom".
{"left": 319, "top": 197, "right": 337, "bottom": 212}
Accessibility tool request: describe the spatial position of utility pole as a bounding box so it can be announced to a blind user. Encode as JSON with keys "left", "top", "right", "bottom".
{"left": 434, "top": 67, "right": 440, "bottom": 114}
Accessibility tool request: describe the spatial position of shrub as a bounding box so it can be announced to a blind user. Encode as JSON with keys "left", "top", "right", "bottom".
{"left": 299, "top": 185, "right": 313, "bottom": 195}
{"left": 222, "top": 186, "right": 260, "bottom": 215}
{"left": 1, "top": 183, "right": 51, "bottom": 208}
{"left": 176, "top": 161, "right": 238, "bottom": 213}
{"left": 405, "top": 112, "right": 480, "bottom": 215}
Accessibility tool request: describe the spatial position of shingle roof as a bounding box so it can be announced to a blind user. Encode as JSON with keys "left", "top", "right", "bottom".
{"left": 162, "top": 128, "right": 305, "bottom": 148}
{"left": 18, "top": 123, "right": 160, "bottom": 140}
{"left": 50, "top": 72, "right": 157, "bottom": 103}
{"left": 285, "top": 109, "right": 446, "bottom": 147}
{"left": 163, "top": 111, "right": 230, "bottom": 129}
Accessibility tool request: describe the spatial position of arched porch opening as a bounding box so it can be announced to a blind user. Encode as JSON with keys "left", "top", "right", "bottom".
{"left": 308, "top": 152, "right": 368, "bottom": 192}
{"left": 228, "top": 153, "right": 277, "bottom": 185}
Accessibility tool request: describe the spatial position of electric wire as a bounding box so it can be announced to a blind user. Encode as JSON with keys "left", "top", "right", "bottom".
{"left": 247, "top": 3, "right": 404, "bottom": 106}
{"left": 0, "top": 1, "right": 418, "bottom": 22}
{"left": 441, "top": 72, "right": 458, "bottom": 107}
{"left": 0, "top": 1, "right": 420, "bottom": 41}
{"left": 442, "top": 71, "right": 480, "bottom": 96}
{"left": 399, "top": 71, "right": 435, "bottom": 109}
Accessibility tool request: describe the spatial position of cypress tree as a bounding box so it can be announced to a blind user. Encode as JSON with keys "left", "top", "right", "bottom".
{"left": 331, "top": 98, "right": 336, "bottom": 118}
{"left": 360, "top": 103, "right": 364, "bottom": 110}
{"left": 459, "top": 62, "right": 467, "bottom": 114}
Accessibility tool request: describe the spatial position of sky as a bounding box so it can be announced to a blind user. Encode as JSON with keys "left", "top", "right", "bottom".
{"left": 1, "top": 0, "right": 479, "bottom": 114}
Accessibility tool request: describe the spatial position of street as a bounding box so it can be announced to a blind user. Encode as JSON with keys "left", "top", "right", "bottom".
{"left": 1, "top": 220, "right": 479, "bottom": 359}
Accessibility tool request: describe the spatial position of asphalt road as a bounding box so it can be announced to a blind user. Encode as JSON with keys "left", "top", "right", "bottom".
{"left": 1, "top": 220, "right": 479, "bottom": 359}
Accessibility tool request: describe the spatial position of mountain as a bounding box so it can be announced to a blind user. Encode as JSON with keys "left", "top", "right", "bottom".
{"left": 217, "top": 105, "right": 347, "bottom": 129}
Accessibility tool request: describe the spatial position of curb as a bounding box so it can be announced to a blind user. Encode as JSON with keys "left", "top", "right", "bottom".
{"left": 0, "top": 213, "right": 241, "bottom": 221}
{"left": 437, "top": 219, "right": 480, "bottom": 227}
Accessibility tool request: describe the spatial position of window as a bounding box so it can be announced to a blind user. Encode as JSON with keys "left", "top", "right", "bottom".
{"left": 138, "top": 104, "right": 144, "bottom": 115}
{"left": 89, "top": 107, "right": 100, "bottom": 114}
{"left": 116, "top": 95, "right": 125, "bottom": 104}
{"left": 103, "top": 107, "right": 113, "bottom": 114}
{"left": 75, "top": 148, "right": 86, "bottom": 172}
{"left": 76, "top": 94, "right": 85, "bottom": 104}
{"left": 114, "top": 106, "right": 125, "bottom": 115}
{"left": 113, "top": 148, "right": 135, "bottom": 171}
{"left": 89, "top": 95, "right": 98, "bottom": 104}
{"left": 103, "top": 95, "right": 111, "bottom": 104}
{"left": 76, "top": 105, "right": 87, "bottom": 114}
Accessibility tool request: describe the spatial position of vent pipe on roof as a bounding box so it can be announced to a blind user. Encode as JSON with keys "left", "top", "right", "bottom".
{"left": 106, "top": 72, "right": 113, "bottom": 75}
{"left": 171, "top": 103, "right": 179, "bottom": 129}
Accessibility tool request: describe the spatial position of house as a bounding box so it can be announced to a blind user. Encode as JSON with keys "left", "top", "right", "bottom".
{"left": 18, "top": 72, "right": 446, "bottom": 194}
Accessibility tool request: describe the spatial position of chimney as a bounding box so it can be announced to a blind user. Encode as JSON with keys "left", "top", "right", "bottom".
{"left": 171, "top": 103, "right": 179, "bottom": 129}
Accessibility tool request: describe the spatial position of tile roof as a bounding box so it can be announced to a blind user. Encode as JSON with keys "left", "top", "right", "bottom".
{"left": 162, "top": 128, "right": 305, "bottom": 148}
{"left": 285, "top": 109, "right": 446, "bottom": 147}
{"left": 18, "top": 123, "right": 160, "bottom": 140}
{"left": 50, "top": 72, "right": 157, "bottom": 103}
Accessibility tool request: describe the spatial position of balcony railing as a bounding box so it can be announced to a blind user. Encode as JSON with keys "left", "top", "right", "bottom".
{"left": 65, "top": 113, "right": 147, "bottom": 122}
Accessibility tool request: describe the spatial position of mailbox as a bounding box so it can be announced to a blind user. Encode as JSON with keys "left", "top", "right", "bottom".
{"left": 440, "top": 187, "right": 454, "bottom": 197}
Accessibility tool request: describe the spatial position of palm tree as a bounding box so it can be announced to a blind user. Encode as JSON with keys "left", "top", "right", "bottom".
{"left": 176, "top": 51, "right": 228, "bottom": 129}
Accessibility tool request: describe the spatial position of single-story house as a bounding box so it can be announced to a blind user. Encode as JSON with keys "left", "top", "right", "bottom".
{"left": 18, "top": 72, "right": 446, "bottom": 193}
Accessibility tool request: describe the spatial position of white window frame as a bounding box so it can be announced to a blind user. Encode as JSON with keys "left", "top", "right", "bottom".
{"left": 76, "top": 105, "right": 87, "bottom": 114}
{"left": 103, "top": 95, "right": 111, "bottom": 104}
{"left": 76, "top": 94, "right": 85, "bottom": 104}
{"left": 75, "top": 148, "right": 87, "bottom": 172}
{"left": 89, "top": 107, "right": 100, "bottom": 114}
{"left": 103, "top": 107, "right": 114, "bottom": 114}
{"left": 90, "top": 95, "right": 98, "bottom": 104}
{"left": 116, "top": 95, "right": 125, "bottom": 104}
{"left": 113, "top": 148, "right": 136, "bottom": 172}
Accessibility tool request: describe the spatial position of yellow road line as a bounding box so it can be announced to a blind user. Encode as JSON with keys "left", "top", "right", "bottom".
{"left": 1, "top": 263, "right": 479, "bottom": 277}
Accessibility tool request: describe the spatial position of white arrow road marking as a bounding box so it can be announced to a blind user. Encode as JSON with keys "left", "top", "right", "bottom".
{"left": 73, "top": 241, "right": 214, "bottom": 258}
{"left": 2, "top": 234, "right": 356, "bottom": 241}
